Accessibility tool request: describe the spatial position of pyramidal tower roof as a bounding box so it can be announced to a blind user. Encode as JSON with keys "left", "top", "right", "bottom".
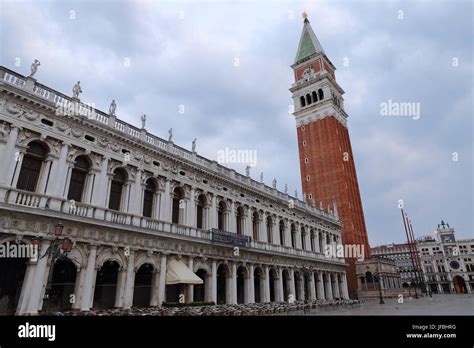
{"left": 294, "top": 15, "right": 325, "bottom": 64}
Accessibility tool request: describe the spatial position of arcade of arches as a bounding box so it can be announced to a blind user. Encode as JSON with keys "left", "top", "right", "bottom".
{"left": 0, "top": 240, "right": 349, "bottom": 315}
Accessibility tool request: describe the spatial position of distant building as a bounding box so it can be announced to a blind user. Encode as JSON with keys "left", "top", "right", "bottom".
{"left": 417, "top": 221, "right": 474, "bottom": 294}
{"left": 371, "top": 243, "right": 418, "bottom": 288}
{"left": 355, "top": 257, "right": 405, "bottom": 299}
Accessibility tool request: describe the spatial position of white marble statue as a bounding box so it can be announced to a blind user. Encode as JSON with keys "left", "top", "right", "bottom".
{"left": 168, "top": 128, "right": 173, "bottom": 142}
{"left": 272, "top": 178, "right": 277, "bottom": 189}
{"left": 109, "top": 100, "right": 117, "bottom": 115}
{"left": 260, "top": 172, "right": 263, "bottom": 183}
{"left": 72, "top": 81, "right": 82, "bottom": 99}
{"left": 245, "top": 165, "right": 250, "bottom": 177}
{"left": 192, "top": 138, "right": 196, "bottom": 152}
{"left": 141, "top": 114, "right": 146, "bottom": 129}
{"left": 284, "top": 184, "right": 288, "bottom": 194}
{"left": 29, "top": 60, "right": 41, "bottom": 78}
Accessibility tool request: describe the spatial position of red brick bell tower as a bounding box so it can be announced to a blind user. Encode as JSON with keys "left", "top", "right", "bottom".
{"left": 290, "top": 14, "right": 370, "bottom": 297}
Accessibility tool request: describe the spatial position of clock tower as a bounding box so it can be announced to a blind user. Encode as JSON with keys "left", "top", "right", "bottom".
{"left": 290, "top": 15, "right": 370, "bottom": 297}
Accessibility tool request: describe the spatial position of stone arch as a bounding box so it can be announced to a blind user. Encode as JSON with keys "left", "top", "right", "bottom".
{"left": 134, "top": 252, "right": 158, "bottom": 272}
{"left": 193, "top": 260, "right": 211, "bottom": 274}
{"left": 67, "top": 243, "right": 88, "bottom": 270}
{"left": 95, "top": 247, "right": 127, "bottom": 270}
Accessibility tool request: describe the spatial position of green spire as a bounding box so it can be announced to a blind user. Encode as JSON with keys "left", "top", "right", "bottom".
{"left": 295, "top": 15, "right": 325, "bottom": 63}
{"left": 297, "top": 30, "right": 317, "bottom": 61}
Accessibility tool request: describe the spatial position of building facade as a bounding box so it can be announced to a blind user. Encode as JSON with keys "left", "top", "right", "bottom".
{"left": 290, "top": 16, "right": 370, "bottom": 297}
{"left": 371, "top": 243, "right": 418, "bottom": 288}
{"left": 356, "top": 257, "right": 404, "bottom": 299}
{"left": 417, "top": 222, "right": 474, "bottom": 294}
{"left": 0, "top": 65, "right": 349, "bottom": 315}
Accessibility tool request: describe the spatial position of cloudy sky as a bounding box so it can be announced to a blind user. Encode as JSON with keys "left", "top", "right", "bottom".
{"left": 1, "top": 0, "right": 472, "bottom": 245}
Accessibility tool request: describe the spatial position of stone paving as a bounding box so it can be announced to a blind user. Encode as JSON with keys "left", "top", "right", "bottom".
{"left": 315, "top": 294, "right": 474, "bottom": 316}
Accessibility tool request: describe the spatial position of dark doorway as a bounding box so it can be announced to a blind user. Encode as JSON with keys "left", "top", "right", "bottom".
{"left": 133, "top": 263, "right": 153, "bottom": 307}
{"left": 0, "top": 247, "right": 28, "bottom": 314}
{"left": 93, "top": 260, "right": 120, "bottom": 309}
{"left": 48, "top": 258, "right": 77, "bottom": 312}
{"left": 236, "top": 266, "right": 245, "bottom": 304}
{"left": 194, "top": 269, "right": 207, "bottom": 302}
{"left": 254, "top": 268, "right": 262, "bottom": 303}
{"left": 217, "top": 265, "right": 227, "bottom": 304}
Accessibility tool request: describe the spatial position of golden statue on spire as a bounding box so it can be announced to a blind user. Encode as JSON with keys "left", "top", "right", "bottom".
{"left": 302, "top": 11, "right": 309, "bottom": 22}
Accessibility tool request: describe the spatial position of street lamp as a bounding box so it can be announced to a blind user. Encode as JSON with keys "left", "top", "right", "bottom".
{"left": 39, "top": 221, "right": 74, "bottom": 312}
{"left": 375, "top": 263, "right": 385, "bottom": 304}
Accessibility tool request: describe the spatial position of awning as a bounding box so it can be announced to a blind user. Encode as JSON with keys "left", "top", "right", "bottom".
{"left": 166, "top": 259, "right": 203, "bottom": 285}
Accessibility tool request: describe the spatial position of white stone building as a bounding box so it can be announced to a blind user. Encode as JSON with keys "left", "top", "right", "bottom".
{"left": 0, "top": 66, "right": 348, "bottom": 315}
{"left": 417, "top": 222, "right": 474, "bottom": 294}
{"left": 371, "top": 243, "right": 419, "bottom": 287}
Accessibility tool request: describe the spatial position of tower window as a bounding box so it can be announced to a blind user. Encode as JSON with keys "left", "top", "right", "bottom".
{"left": 306, "top": 175, "right": 311, "bottom": 182}
{"left": 318, "top": 89, "right": 324, "bottom": 100}
{"left": 303, "top": 141, "right": 307, "bottom": 146}
{"left": 308, "top": 194, "right": 312, "bottom": 199}
{"left": 312, "top": 91, "right": 318, "bottom": 102}
{"left": 304, "top": 158, "right": 309, "bottom": 164}
{"left": 300, "top": 96, "right": 306, "bottom": 107}
{"left": 301, "top": 126, "right": 305, "bottom": 131}
{"left": 306, "top": 94, "right": 312, "bottom": 105}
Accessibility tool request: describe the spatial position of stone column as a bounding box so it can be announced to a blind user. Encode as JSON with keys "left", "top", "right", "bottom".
{"left": 245, "top": 208, "right": 252, "bottom": 237}
{"left": 264, "top": 266, "right": 270, "bottom": 302}
{"left": 0, "top": 125, "right": 20, "bottom": 186}
{"left": 210, "top": 195, "right": 217, "bottom": 229}
{"left": 300, "top": 273, "right": 306, "bottom": 300}
{"left": 128, "top": 170, "right": 143, "bottom": 215}
{"left": 317, "top": 271, "right": 324, "bottom": 300}
{"left": 115, "top": 268, "right": 127, "bottom": 308}
{"left": 305, "top": 231, "right": 311, "bottom": 251}
{"left": 315, "top": 231, "right": 321, "bottom": 253}
{"left": 334, "top": 273, "right": 340, "bottom": 299}
{"left": 325, "top": 272, "right": 333, "bottom": 300}
{"left": 90, "top": 156, "right": 109, "bottom": 208}
{"left": 465, "top": 278, "right": 472, "bottom": 294}
{"left": 321, "top": 232, "right": 327, "bottom": 257}
{"left": 260, "top": 214, "right": 267, "bottom": 242}
{"left": 80, "top": 245, "right": 98, "bottom": 311}
{"left": 16, "top": 260, "right": 39, "bottom": 315}
{"left": 157, "top": 254, "right": 167, "bottom": 306}
{"left": 187, "top": 187, "right": 196, "bottom": 227}
{"left": 25, "top": 241, "right": 51, "bottom": 314}
{"left": 211, "top": 260, "right": 217, "bottom": 303}
{"left": 278, "top": 268, "right": 284, "bottom": 302}
{"left": 45, "top": 142, "right": 69, "bottom": 198}
{"left": 230, "top": 263, "right": 237, "bottom": 304}
{"left": 159, "top": 179, "right": 171, "bottom": 222}
{"left": 187, "top": 257, "right": 194, "bottom": 303}
{"left": 229, "top": 200, "right": 236, "bottom": 233}
{"left": 122, "top": 250, "right": 136, "bottom": 308}
{"left": 150, "top": 269, "right": 160, "bottom": 306}
{"left": 72, "top": 266, "right": 87, "bottom": 310}
{"left": 309, "top": 272, "right": 316, "bottom": 300}
{"left": 248, "top": 264, "right": 255, "bottom": 303}
{"left": 37, "top": 157, "right": 53, "bottom": 194}
{"left": 289, "top": 269, "right": 296, "bottom": 300}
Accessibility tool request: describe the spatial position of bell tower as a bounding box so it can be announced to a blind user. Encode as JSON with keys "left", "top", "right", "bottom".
{"left": 290, "top": 14, "right": 370, "bottom": 297}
